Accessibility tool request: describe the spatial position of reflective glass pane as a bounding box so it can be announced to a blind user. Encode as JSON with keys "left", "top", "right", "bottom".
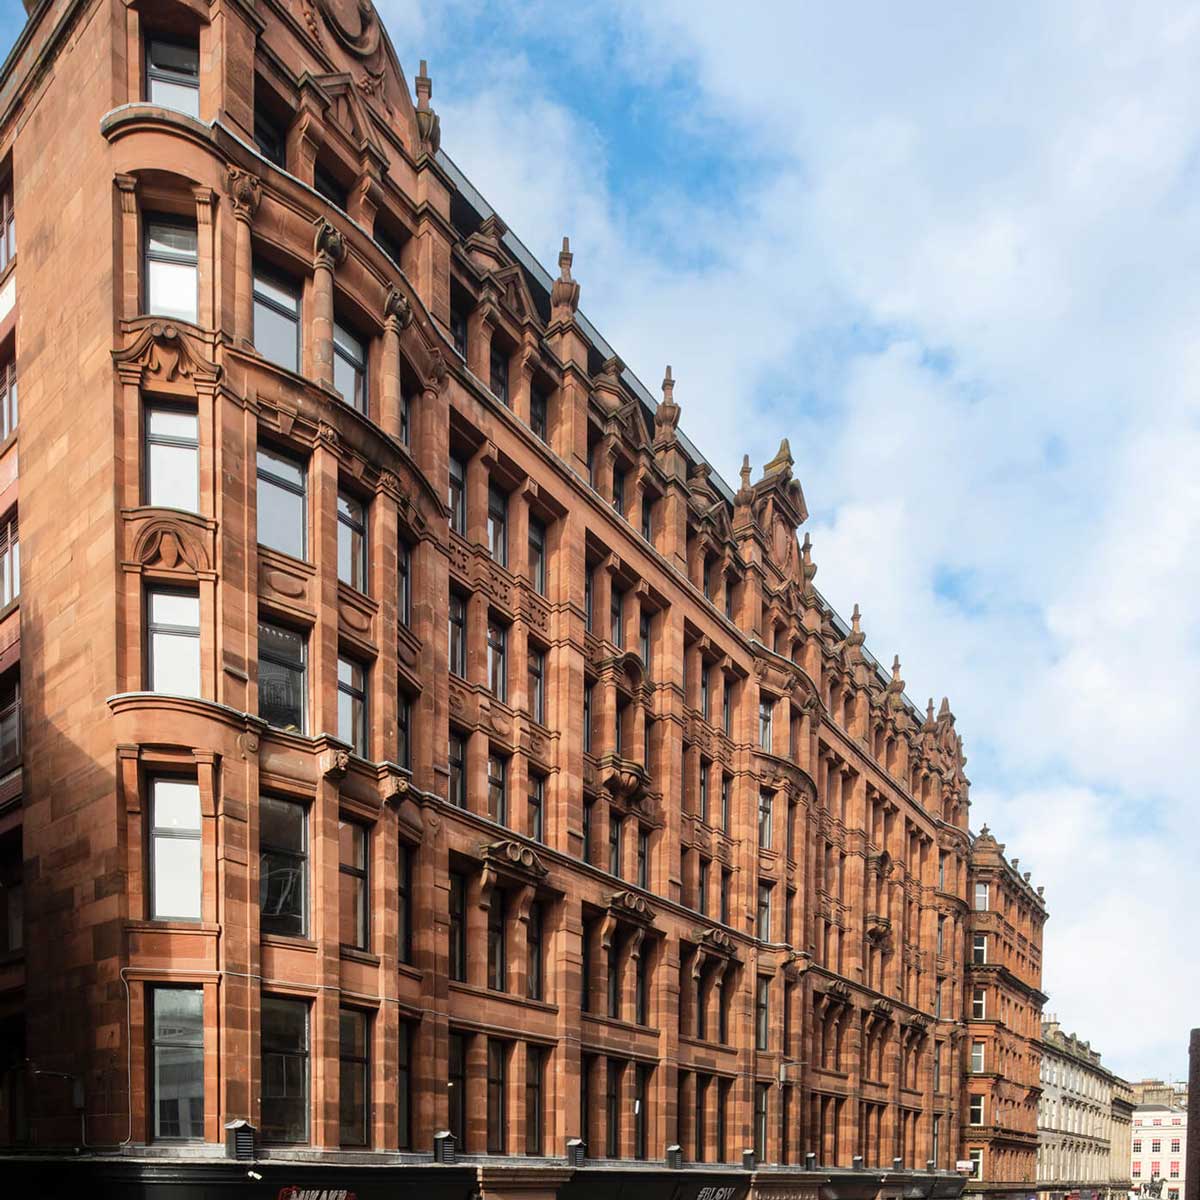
{"left": 147, "top": 224, "right": 197, "bottom": 259}
{"left": 259, "top": 622, "right": 304, "bottom": 666}
{"left": 149, "top": 591, "right": 200, "bottom": 628}
{"left": 333, "top": 323, "right": 364, "bottom": 364}
{"left": 149, "top": 40, "right": 199, "bottom": 77}
{"left": 258, "top": 658, "right": 304, "bottom": 732}
{"left": 338, "top": 689, "right": 364, "bottom": 753}
{"left": 148, "top": 409, "right": 197, "bottom": 439}
{"left": 148, "top": 260, "right": 198, "bottom": 322}
{"left": 153, "top": 779, "right": 200, "bottom": 830}
{"left": 254, "top": 300, "right": 300, "bottom": 371}
{"left": 148, "top": 442, "right": 199, "bottom": 511}
{"left": 253, "top": 275, "right": 299, "bottom": 313}
{"left": 257, "top": 448, "right": 305, "bottom": 489}
{"left": 151, "top": 630, "right": 200, "bottom": 696}
{"left": 149, "top": 77, "right": 200, "bottom": 118}
{"left": 154, "top": 1043, "right": 204, "bottom": 1138}
{"left": 257, "top": 478, "right": 305, "bottom": 559}
{"left": 153, "top": 836, "right": 201, "bottom": 919}
{"left": 260, "top": 795, "right": 304, "bottom": 853}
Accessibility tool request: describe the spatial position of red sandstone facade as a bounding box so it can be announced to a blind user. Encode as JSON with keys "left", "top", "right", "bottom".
{"left": 0, "top": 1, "right": 1032, "bottom": 1197}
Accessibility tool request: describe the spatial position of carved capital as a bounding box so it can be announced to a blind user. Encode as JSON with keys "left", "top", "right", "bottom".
{"left": 226, "top": 166, "right": 262, "bottom": 222}
{"left": 384, "top": 286, "right": 413, "bottom": 330}
{"left": 313, "top": 217, "right": 347, "bottom": 269}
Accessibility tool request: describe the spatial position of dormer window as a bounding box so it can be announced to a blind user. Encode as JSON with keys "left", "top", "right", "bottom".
{"left": 146, "top": 38, "right": 200, "bottom": 119}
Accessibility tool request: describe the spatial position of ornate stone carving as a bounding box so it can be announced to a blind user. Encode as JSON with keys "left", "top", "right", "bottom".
{"left": 480, "top": 838, "right": 549, "bottom": 879}
{"left": 313, "top": 218, "right": 347, "bottom": 268}
{"left": 322, "top": 748, "right": 351, "bottom": 779}
{"left": 226, "top": 167, "right": 262, "bottom": 221}
{"left": 610, "top": 889, "right": 655, "bottom": 924}
{"left": 134, "top": 519, "right": 211, "bottom": 574}
{"left": 113, "top": 323, "right": 221, "bottom": 384}
{"left": 384, "top": 287, "right": 413, "bottom": 329}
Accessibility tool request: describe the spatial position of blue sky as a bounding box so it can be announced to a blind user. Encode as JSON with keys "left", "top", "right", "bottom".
{"left": 5, "top": 0, "right": 1196, "bottom": 1081}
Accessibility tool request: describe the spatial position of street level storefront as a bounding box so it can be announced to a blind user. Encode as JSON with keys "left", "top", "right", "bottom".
{"left": 0, "top": 1159, "right": 970, "bottom": 1200}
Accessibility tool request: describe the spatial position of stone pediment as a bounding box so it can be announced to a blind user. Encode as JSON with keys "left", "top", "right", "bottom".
{"left": 480, "top": 838, "right": 549, "bottom": 882}
{"left": 609, "top": 889, "right": 656, "bottom": 925}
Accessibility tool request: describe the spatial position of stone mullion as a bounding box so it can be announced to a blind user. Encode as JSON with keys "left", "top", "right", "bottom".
{"left": 115, "top": 174, "right": 140, "bottom": 320}
{"left": 311, "top": 772, "right": 342, "bottom": 1148}
{"left": 193, "top": 186, "right": 216, "bottom": 329}
{"left": 311, "top": 440, "right": 341, "bottom": 739}
{"left": 373, "top": 805, "right": 400, "bottom": 1148}
{"left": 466, "top": 1032, "right": 489, "bottom": 1154}
{"left": 371, "top": 487, "right": 399, "bottom": 765}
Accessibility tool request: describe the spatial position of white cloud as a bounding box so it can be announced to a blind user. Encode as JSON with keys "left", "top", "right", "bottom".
{"left": 384, "top": 0, "right": 1200, "bottom": 1080}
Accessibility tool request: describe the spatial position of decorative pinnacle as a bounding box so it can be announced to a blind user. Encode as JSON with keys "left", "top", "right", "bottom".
{"left": 558, "top": 236, "right": 573, "bottom": 280}
{"left": 551, "top": 235, "right": 580, "bottom": 315}
{"left": 802, "top": 531, "right": 812, "bottom": 554}
{"left": 980, "top": 823, "right": 991, "bottom": 836}
{"left": 416, "top": 60, "right": 432, "bottom": 109}
{"left": 939, "top": 696, "right": 952, "bottom": 718}
{"left": 926, "top": 697, "right": 936, "bottom": 723}
{"left": 740, "top": 454, "right": 752, "bottom": 489}
{"left": 662, "top": 365, "right": 675, "bottom": 401}
{"left": 851, "top": 603, "right": 861, "bottom": 633}
{"left": 892, "top": 654, "right": 901, "bottom": 679}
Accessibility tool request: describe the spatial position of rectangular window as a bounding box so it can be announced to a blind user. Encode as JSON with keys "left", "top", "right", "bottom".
{"left": 448, "top": 455, "right": 466, "bottom": 535}
{"left": 488, "top": 620, "right": 507, "bottom": 701}
{"left": 641, "top": 496, "right": 653, "bottom": 541}
{"left": 337, "top": 657, "right": 368, "bottom": 757}
{"left": 525, "top": 1044, "right": 545, "bottom": 1155}
{"left": 256, "top": 446, "right": 306, "bottom": 560}
{"left": 933, "top": 1041, "right": 943, "bottom": 1092}
{"left": 605, "top": 1060, "right": 621, "bottom": 1157}
{"left": 150, "top": 986, "right": 205, "bottom": 1140}
{"left": 333, "top": 321, "right": 368, "bottom": 413}
{"left": 611, "top": 588, "right": 624, "bottom": 646}
{"left": 258, "top": 620, "right": 306, "bottom": 732}
{"left": 972, "top": 987, "right": 986, "bottom": 1019}
{"left": 448, "top": 592, "right": 467, "bottom": 678}
{"left": 606, "top": 945, "right": 620, "bottom": 1018}
{"left": 338, "top": 819, "right": 368, "bottom": 950}
{"left": 528, "top": 646, "right": 545, "bottom": 724}
{"left": 147, "top": 37, "right": 200, "bottom": 117}
{"left": 337, "top": 492, "right": 368, "bottom": 592}
{"left": 488, "top": 754, "right": 507, "bottom": 825}
{"left": 584, "top": 567, "right": 595, "bottom": 632}
{"left": 253, "top": 270, "right": 301, "bottom": 373}
{"left": 488, "top": 891, "right": 507, "bottom": 991}
{"left": 609, "top": 814, "right": 622, "bottom": 878}
{"left": 635, "top": 1064, "right": 651, "bottom": 1160}
{"left": 338, "top": 1009, "right": 369, "bottom": 1146}
{"left": 701, "top": 667, "right": 710, "bottom": 720}
{"left": 721, "top": 774, "right": 731, "bottom": 832}
{"left": 448, "top": 732, "right": 466, "bottom": 807}
{"left": 397, "top": 692, "right": 411, "bottom": 771}
{"left": 582, "top": 799, "right": 594, "bottom": 864}
{"left": 758, "top": 788, "right": 773, "bottom": 849}
{"left": 397, "top": 843, "right": 413, "bottom": 965}
{"left": 720, "top": 868, "right": 731, "bottom": 925}
{"left": 972, "top": 933, "right": 987, "bottom": 964}
{"left": 759, "top": 698, "right": 774, "bottom": 750}
{"left": 261, "top": 995, "right": 309, "bottom": 1144}
{"left": 974, "top": 881, "right": 990, "bottom": 910}
{"left": 699, "top": 761, "right": 710, "bottom": 823}
{"left": 0, "top": 673, "right": 19, "bottom": 774}
{"left": 756, "top": 976, "right": 770, "bottom": 1050}
{"left": 611, "top": 467, "right": 626, "bottom": 516}
{"left": 448, "top": 1033, "right": 466, "bottom": 1145}
{"left": 528, "top": 518, "right": 547, "bottom": 595}
{"left": 639, "top": 611, "right": 651, "bottom": 669}
{"left": 449, "top": 873, "right": 467, "bottom": 982}
{"left": 635, "top": 950, "right": 649, "bottom": 1026}
{"left": 969, "top": 1094, "right": 984, "bottom": 1125}
{"left": 253, "top": 105, "right": 287, "bottom": 168}
{"left": 150, "top": 778, "right": 201, "bottom": 921}
{"left": 314, "top": 162, "right": 349, "bottom": 210}
{"left": 754, "top": 1083, "right": 769, "bottom": 1162}
{"left": 969, "top": 1149, "right": 983, "bottom": 1178}
{"left": 698, "top": 856, "right": 710, "bottom": 915}
{"left": 147, "top": 588, "right": 201, "bottom": 696}
{"left": 397, "top": 1023, "right": 412, "bottom": 1151}
{"left": 527, "top": 900, "right": 545, "bottom": 1001}
{"left": 971, "top": 1041, "right": 985, "bottom": 1073}
{"left": 259, "top": 795, "right": 307, "bottom": 938}
{"left": 397, "top": 541, "right": 411, "bottom": 626}
{"left": 489, "top": 345, "right": 510, "bottom": 405}
{"left": 145, "top": 405, "right": 198, "bottom": 512}
{"left": 637, "top": 828, "right": 649, "bottom": 889}
{"left": 527, "top": 775, "right": 544, "bottom": 843}
{"left": 530, "top": 388, "right": 548, "bottom": 442}
{"left": 450, "top": 306, "right": 468, "bottom": 359}
{"left": 757, "top": 883, "right": 772, "bottom": 941}
{"left": 0, "top": 178, "right": 14, "bottom": 273}
{"left": 723, "top": 688, "right": 731, "bottom": 736}
{"left": 937, "top": 914, "right": 946, "bottom": 955}
{"left": 487, "top": 485, "right": 508, "bottom": 566}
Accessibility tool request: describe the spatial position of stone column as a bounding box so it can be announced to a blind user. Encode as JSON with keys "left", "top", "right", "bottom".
{"left": 380, "top": 288, "right": 412, "bottom": 440}
{"left": 311, "top": 219, "right": 345, "bottom": 388}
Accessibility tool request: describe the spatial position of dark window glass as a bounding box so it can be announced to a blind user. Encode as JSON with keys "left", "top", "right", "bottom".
{"left": 723, "top": 689, "right": 732, "bottom": 736}
{"left": 333, "top": 321, "right": 367, "bottom": 412}
{"left": 261, "top": 995, "right": 309, "bottom": 1143}
{"left": 758, "top": 788, "right": 774, "bottom": 849}
{"left": 607, "top": 945, "right": 619, "bottom": 1018}
{"left": 258, "top": 620, "right": 306, "bottom": 732}
{"left": 605, "top": 1060, "right": 621, "bottom": 1157}
{"left": 584, "top": 567, "right": 594, "bottom": 632}
{"left": 448, "top": 592, "right": 467, "bottom": 677}
{"left": 530, "top": 388, "right": 548, "bottom": 441}
{"left": 397, "top": 843, "right": 413, "bottom": 964}
{"left": 701, "top": 667, "right": 710, "bottom": 720}
{"left": 253, "top": 105, "right": 286, "bottom": 167}
{"left": 695, "top": 1073, "right": 708, "bottom": 1161}
{"left": 337, "top": 657, "right": 368, "bottom": 757}
{"left": 375, "top": 222, "right": 406, "bottom": 266}
{"left": 757, "top": 883, "right": 772, "bottom": 941}
{"left": 449, "top": 873, "right": 467, "bottom": 982}
{"left": 0, "top": 182, "right": 13, "bottom": 273}
{"left": 754, "top": 1083, "right": 769, "bottom": 1161}
{"left": 610, "top": 588, "right": 623, "bottom": 646}
{"left": 488, "top": 754, "right": 507, "bottom": 825}
{"left": 717, "top": 1079, "right": 728, "bottom": 1163}
{"left": 487, "top": 890, "right": 506, "bottom": 990}
{"left": 525, "top": 1045, "right": 545, "bottom": 1155}
{"left": 721, "top": 774, "right": 732, "bottom": 832}
{"left": 397, "top": 692, "right": 410, "bottom": 771}
{"left": 639, "top": 612, "right": 651, "bottom": 669}
{"left": 338, "top": 1008, "right": 369, "bottom": 1146}
{"left": 637, "top": 828, "right": 649, "bottom": 889}
{"left": 448, "top": 456, "right": 466, "bottom": 535}
{"left": 528, "top": 775, "right": 544, "bottom": 843}
{"left": 756, "top": 976, "right": 770, "bottom": 1050}
{"left": 397, "top": 1023, "right": 412, "bottom": 1150}
{"left": 151, "top": 987, "right": 204, "bottom": 1140}
{"left": 699, "top": 760, "right": 710, "bottom": 823}
{"left": 256, "top": 446, "right": 306, "bottom": 560}
{"left": 635, "top": 949, "right": 649, "bottom": 1026}
{"left": 612, "top": 468, "right": 625, "bottom": 514}
{"left": 528, "top": 646, "right": 545, "bottom": 724}
{"left": 337, "top": 492, "right": 368, "bottom": 592}
{"left": 150, "top": 778, "right": 201, "bottom": 921}
{"left": 448, "top": 732, "right": 466, "bottom": 807}
{"left": 608, "top": 814, "right": 622, "bottom": 879}
{"left": 397, "top": 541, "right": 411, "bottom": 625}
{"left": 583, "top": 683, "right": 593, "bottom": 754}
{"left": 0, "top": 672, "right": 19, "bottom": 773}
{"left": 145, "top": 217, "right": 198, "bottom": 323}
{"left": 527, "top": 899, "right": 544, "bottom": 1000}
{"left": 528, "top": 518, "right": 547, "bottom": 595}
{"left": 759, "top": 698, "right": 774, "bottom": 750}
{"left": 720, "top": 869, "right": 731, "bottom": 926}
{"left": 253, "top": 269, "right": 301, "bottom": 373}
{"left": 487, "top": 621, "right": 507, "bottom": 701}
{"left": 146, "top": 37, "right": 199, "bottom": 118}
{"left": 0, "top": 355, "right": 16, "bottom": 441}
{"left": 338, "top": 820, "right": 368, "bottom": 950}
{"left": 641, "top": 496, "right": 653, "bottom": 541}
{"left": 450, "top": 308, "right": 468, "bottom": 359}
{"left": 259, "top": 795, "right": 307, "bottom": 938}
{"left": 448, "top": 1033, "right": 466, "bottom": 1145}
{"left": 487, "top": 1040, "right": 507, "bottom": 1153}
{"left": 314, "top": 162, "right": 349, "bottom": 210}
{"left": 487, "top": 485, "right": 508, "bottom": 566}
{"left": 489, "top": 345, "right": 509, "bottom": 405}
{"left": 582, "top": 799, "right": 594, "bottom": 864}
{"left": 145, "top": 404, "right": 198, "bottom": 512}
{"left": 698, "top": 857, "right": 710, "bottom": 916}
{"left": 635, "top": 1063, "right": 650, "bottom": 1159}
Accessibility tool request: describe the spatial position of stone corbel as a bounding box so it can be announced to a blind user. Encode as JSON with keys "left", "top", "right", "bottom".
{"left": 599, "top": 910, "right": 619, "bottom": 952}
{"left": 321, "top": 747, "right": 351, "bottom": 780}
{"left": 226, "top": 167, "right": 262, "bottom": 222}
{"left": 313, "top": 217, "right": 347, "bottom": 270}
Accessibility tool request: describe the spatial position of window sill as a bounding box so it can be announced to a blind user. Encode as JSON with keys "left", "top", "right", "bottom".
{"left": 448, "top": 979, "right": 557, "bottom": 1014}
{"left": 127, "top": 918, "right": 219, "bottom": 934}
{"left": 339, "top": 946, "right": 380, "bottom": 967}
{"left": 261, "top": 932, "right": 318, "bottom": 953}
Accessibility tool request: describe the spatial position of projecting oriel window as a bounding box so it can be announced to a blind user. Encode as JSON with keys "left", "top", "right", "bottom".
{"left": 253, "top": 270, "right": 301, "bottom": 373}
{"left": 145, "top": 218, "right": 198, "bottom": 324}
{"left": 147, "top": 588, "right": 201, "bottom": 696}
{"left": 145, "top": 405, "right": 198, "bottom": 512}
{"left": 146, "top": 38, "right": 200, "bottom": 118}
{"left": 149, "top": 777, "right": 202, "bottom": 921}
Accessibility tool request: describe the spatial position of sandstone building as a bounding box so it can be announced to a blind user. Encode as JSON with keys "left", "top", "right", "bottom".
{"left": 1035, "top": 1020, "right": 1133, "bottom": 1200}
{"left": 0, "top": 0, "right": 1038, "bottom": 1196}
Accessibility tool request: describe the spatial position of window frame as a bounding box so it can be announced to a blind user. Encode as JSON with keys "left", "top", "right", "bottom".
{"left": 145, "top": 36, "right": 201, "bottom": 118}
{"left": 260, "top": 994, "right": 310, "bottom": 1145}
{"left": 252, "top": 267, "right": 302, "bottom": 373}
{"left": 336, "top": 490, "right": 369, "bottom": 594}
{"left": 143, "top": 401, "right": 199, "bottom": 512}
{"left": 332, "top": 319, "right": 368, "bottom": 414}
{"left": 259, "top": 794, "right": 308, "bottom": 939}
{"left": 338, "top": 1007, "right": 370, "bottom": 1147}
{"left": 257, "top": 619, "right": 307, "bottom": 734}
{"left": 256, "top": 445, "right": 307, "bottom": 561}
{"left": 146, "top": 586, "right": 201, "bottom": 697}
{"left": 337, "top": 818, "right": 369, "bottom": 951}
{"left": 149, "top": 985, "right": 205, "bottom": 1141}
{"left": 143, "top": 213, "right": 199, "bottom": 324}
{"left": 336, "top": 655, "right": 368, "bottom": 758}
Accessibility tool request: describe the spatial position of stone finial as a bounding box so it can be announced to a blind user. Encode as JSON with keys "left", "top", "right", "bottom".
{"left": 740, "top": 455, "right": 752, "bottom": 489}
{"left": 891, "top": 655, "right": 901, "bottom": 680}
{"left": 415, "top": 60, "right": 441, "bottom": 153}
{"left": 851, "top": 604, "right": 861, "bottom": 634}
{"left": 926, "top": 698, "right": 936, "bottom": 724}
{"left": 980, "top": 823, "right": 990, "bottom": 836}
{"left": 762, "top": 436, "right": 794, "bottom": 478}
{"left": 1023, "top": 871, "right": 1031, "bottom": 882}
{"left": 800, "top": 531, "right": 817, "bottom": 596}
{"left": 550, "top": 236, "right": 580, "bottom": 317}
{"left": 1011, "top": 857, "right": 1020, "bottom": 870}
{"left": 655, "top": 365, "right": 681, "bottom": 437}
{"left": 938, "top": 696, "right": 952, "bottom": 719}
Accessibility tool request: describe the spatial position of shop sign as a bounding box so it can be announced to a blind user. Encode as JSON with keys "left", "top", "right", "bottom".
{"left": 277, "top": 1189, "right": 358, "bottom": 1200}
